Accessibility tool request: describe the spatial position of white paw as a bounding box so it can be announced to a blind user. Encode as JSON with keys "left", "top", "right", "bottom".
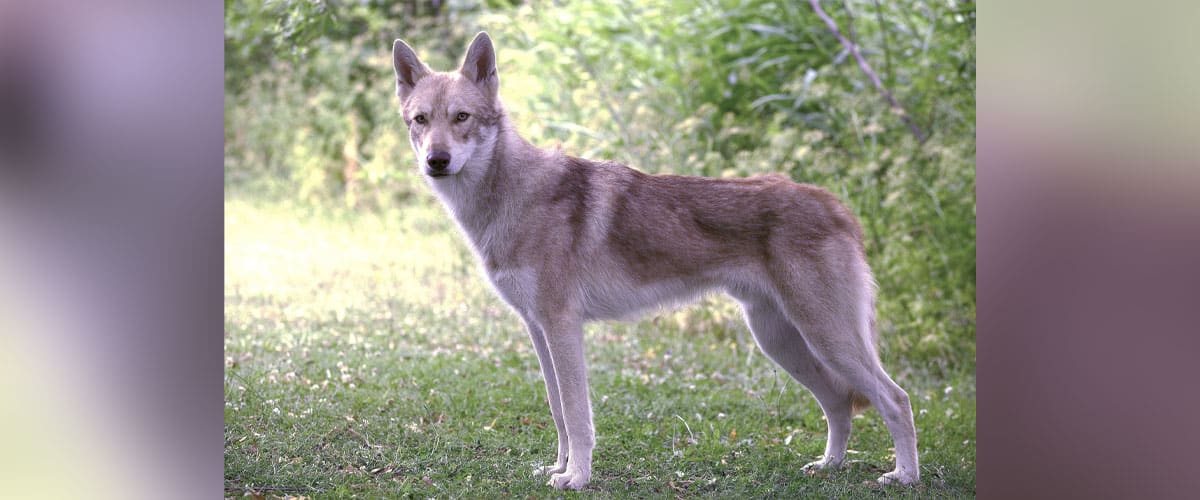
{"left": 801, "top": 455, "right": 843, "bottom": 473}
{"left": 878, "top": 468, "right": 919, "bottom": 486}
{"left": 532, "top": 462, "right": 567, "bottom": 477}
{"left": 548, "top": 468, "right": 590, "bottom": 490}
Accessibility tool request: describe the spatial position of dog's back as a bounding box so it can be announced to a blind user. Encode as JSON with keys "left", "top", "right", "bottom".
{"left": 516, "top": 155, "right": 867, "bottom": 324}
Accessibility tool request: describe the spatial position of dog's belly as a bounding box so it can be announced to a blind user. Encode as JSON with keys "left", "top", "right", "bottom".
{"left": 579, "top": 275, "right": 712, "bottom": 321}
{"left": 486, "top": 264, "right": 746, "bottom": 322}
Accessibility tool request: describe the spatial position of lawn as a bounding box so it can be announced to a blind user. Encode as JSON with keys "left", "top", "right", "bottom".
{"left": 224, "top": 195, "right": 976, "bottom": 498}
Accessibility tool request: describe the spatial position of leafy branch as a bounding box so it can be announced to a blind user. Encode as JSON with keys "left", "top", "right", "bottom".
{"left": 809, "top": 0, "right": 927, "bottom": 143}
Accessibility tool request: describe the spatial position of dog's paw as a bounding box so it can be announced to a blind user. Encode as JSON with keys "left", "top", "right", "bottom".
{"left": 547, "top": 468, "right": 590, "bottom": 490}
{"left": 532, "top": 462, "right": 567, "bottom": 477}
{"left": 801, "top": 455, "right": 843, "bottom": 474}
{"left": 877, "top": 468, "right": 919, "bottom": 486}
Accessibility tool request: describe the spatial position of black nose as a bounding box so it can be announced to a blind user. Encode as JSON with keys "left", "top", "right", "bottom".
{"left": 426, "top": 151, "right": 451, "bottom": 172}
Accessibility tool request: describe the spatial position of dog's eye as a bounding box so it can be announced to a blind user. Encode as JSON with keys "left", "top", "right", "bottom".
{"left": 455, "top": 112, "right": 470, "bottom": 122}
{"left": 413, "top": 114, "right": 427, "bottom": 125}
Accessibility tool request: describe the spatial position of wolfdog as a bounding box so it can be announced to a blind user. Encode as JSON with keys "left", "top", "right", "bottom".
{"left": 391, "top": 32, "right": 919, "bottom": 490}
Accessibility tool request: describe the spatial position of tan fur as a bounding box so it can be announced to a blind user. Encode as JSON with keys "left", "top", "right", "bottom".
{"left": 392, "top": 32, "right": 919, "bottom": 490}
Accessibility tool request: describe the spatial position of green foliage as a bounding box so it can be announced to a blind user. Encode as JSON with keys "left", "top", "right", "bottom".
{"left": 225, "top": 0, "right": 479, "bottom": 207}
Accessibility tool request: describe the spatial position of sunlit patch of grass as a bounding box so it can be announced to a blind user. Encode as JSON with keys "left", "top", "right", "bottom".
{"left": 224, "top": 198, "right": 974, "bottom": 498}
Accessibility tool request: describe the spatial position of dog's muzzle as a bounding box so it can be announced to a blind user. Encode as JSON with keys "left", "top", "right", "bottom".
{"left": 426, "top": 151, "right": 451, "bottom": 177}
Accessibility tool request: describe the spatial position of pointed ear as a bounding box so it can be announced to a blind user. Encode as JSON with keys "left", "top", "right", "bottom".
{"left": 393, "top": 39, "right": 430, "bottom": 102}
{"left": 460, "top": 32, "right": 498, "bottom": 97}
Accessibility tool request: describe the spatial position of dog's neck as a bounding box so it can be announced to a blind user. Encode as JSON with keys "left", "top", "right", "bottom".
{"left": 428, "top": 116, "right": 546, "bottom": 267}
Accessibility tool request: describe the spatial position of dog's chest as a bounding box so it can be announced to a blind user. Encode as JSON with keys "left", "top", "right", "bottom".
{"left": 483, "top": 265, "right": 538, "bottom": 314}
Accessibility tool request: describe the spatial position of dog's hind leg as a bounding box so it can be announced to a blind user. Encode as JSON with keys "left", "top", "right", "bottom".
{"left": 770, "top": 260, "right": 920, "bottom": 485}
{"left": 521, "top": 317, "right": 570, "bottom": 477}
{"left": 735, "top": 291, "right": 855, "bottom": 473}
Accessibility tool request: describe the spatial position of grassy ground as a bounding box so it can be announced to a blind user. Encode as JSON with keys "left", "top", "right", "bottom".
{"left": 224, "top": 195, "right": 975, "bottom": 498}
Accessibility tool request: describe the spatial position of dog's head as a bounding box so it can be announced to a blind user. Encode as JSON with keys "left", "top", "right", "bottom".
{"left": 392, "top": 32, "right": 502, "bottom": 179}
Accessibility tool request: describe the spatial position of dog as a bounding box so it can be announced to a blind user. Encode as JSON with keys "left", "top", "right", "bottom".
{"left": 391, "top": 32, "right": 919, "bottom": 490}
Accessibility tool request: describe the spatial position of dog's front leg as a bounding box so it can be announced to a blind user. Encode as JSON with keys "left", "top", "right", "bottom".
{"left": 541, "top": 313, "right": 593, "bottom": 490}
{"left": 522, "top": 318, "right": 570, "bottom": 477}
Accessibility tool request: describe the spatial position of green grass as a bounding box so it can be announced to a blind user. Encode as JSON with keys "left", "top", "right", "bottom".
{"left": 224, "top": 195, "right": 975, "bottom": 498}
